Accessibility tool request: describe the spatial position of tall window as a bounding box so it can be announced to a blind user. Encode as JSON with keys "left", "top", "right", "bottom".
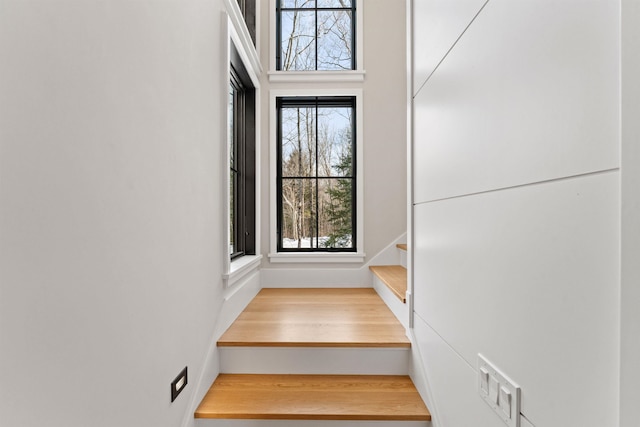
{"left": 276, "top": 0, "right": 356, "bottom": 71}
{"left": 277, "top": 96, "right": 356, "bottom": 251}
{"left": 229, "top": 45, "right": 256, "bottom": 260}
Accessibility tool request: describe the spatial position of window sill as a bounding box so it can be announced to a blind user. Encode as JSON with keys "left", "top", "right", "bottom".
{"left": 268, "top": 252, "right": 366, "bottom": 264}
{"left": 224, "top": 254, "right": 263, "bottom": 288}
{"left": 268, "top": 70, "right": 366, "bottom": 83}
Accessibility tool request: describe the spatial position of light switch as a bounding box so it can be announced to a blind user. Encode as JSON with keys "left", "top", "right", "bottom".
{"left": 500, "top": 386, "right": 512, "bottom": 419}
{"left": 478, "top": 354, "right": 520, "bottom": 427}
{"left": 480, "top": 367, "right": 489, "bottom": 395}
{"left": 489, "top": 375, "right": 499, "bottom": 404}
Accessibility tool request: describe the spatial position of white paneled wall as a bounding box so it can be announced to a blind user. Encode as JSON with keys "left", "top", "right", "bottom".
{"left": 621, "top": 1, "right": 640, "bottom": 425}
{"left": 412, "top": 0, "right": 487, "bottom": 93}
{"left": 413, "top": 0, "right": 619, "bottom": 203}
{"left": 413, "top": 172, "right": 619, "bottom": 426}
{"left": 412, "top": 318, "right": 504, "bottom": 427}
{"left": 411, "top": 1, "right": 621, "bottom": 426}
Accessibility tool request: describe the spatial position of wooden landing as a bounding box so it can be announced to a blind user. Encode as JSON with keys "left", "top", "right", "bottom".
{"left": 370, "top": 265, "right": 407, "bottom": 303}
{"left": 195, "top": 374, "right": 431, "bottom": 421}
{"left": 217, "top": 288, "right": 410, "bottom": 348}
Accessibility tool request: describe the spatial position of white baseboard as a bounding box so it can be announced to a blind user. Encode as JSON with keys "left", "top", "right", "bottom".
{"left": 181, "top": 272, "right": 261, "bottom": 427}
{"left": 408, "top": 326, "right": 442, "bottom": 427}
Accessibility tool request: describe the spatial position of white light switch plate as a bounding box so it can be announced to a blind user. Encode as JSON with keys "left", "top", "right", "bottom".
{"left": 478, "top": 354, "right": 521, "bottom": 427}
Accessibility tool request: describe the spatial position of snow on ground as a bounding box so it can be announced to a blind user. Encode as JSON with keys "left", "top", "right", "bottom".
{"left": 282, "top": 236, "right": 352, "bottom": 248}
{"left": 282, "top": 237, "right": 329, "bottom": 248}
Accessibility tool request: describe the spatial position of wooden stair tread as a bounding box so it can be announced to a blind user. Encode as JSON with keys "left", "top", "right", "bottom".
{"left": 396, "top": 243, "right": 408, "bottom": 251}
{"left": 195, "top": 374, "right": 431, "bottom": 421}
{"left": 370, "top": 265, "right": 407, "bottom": 303}
{"left": 218, "top": 288, "right": 410, "bottom": 348}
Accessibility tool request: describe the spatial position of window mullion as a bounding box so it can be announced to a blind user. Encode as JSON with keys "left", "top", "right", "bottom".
{"left": 315, "top": 102, "right": 319, "bottom": 249}
{"left": 314, "top": 6, "right": 318, "bottom": 71}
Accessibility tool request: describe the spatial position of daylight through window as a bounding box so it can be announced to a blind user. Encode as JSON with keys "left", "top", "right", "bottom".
{"left": 276, "top": 0, "right": 356, "bottom": 71}
{"left": 277, "top": 96, "right": 356, "bottom": 251}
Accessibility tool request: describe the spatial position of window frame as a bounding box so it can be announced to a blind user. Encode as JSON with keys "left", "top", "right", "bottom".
{"left": 268, "top": 0, "right": 365, "bottom": 83}
{"left": 229, "top": 53, "right": 256, "bottom": 261}
{"left": 276, "top": 95, "right": 357, "bottom": 253}
{"left": 222, "top": 10, "right": 263, "bottom": 287}
{"left": 269, "top": 89, "right": 365, "bottom": 263}
{"left": 235, "top": 0, "right": 257, "bottom": 45}
{"left": 276, "top": 0, "right": 356, "bottom": 72}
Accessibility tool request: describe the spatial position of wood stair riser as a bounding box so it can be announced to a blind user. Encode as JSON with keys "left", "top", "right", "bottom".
{"left": 219, "top": 347, "right": 410, "bottom": 375}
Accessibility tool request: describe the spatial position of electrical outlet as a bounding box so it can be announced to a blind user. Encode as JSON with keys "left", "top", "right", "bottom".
{"left": 478, "top": 354, "right": 520, "bottom": 427}
{"left": 171, "top": 367, "right": 188, "bottom": 402}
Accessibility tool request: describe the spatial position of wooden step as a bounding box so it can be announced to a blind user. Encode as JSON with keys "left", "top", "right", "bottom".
{"left": 218, "top": 288, "right": 410, "bottom": 348}
{"left": 369, "top": 265, "right": 407, "bottom": 303}
{"left": 396, "top": 243, "right": 408, "bottom": 251}
{"left": 195, "top": 374, "right": 431, "bottom": 421}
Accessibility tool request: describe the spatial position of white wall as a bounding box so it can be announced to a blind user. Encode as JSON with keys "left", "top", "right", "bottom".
{"left": 620, "top": 0, "right": 640, "bottom": 425}
{"left": 411, "top": 1, "right": 620, "bottom": 426}
{"left": 258, "top": 0, "right": 408, "bottom": 278}
{"left": 0, "top": 1, "right": 236, "bottom": 426}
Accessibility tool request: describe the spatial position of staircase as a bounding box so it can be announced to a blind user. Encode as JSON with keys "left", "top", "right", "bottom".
{"left": 194, "top": 285, "right": 430, "bottom": 426}
{"left": 370, "top": 243, "right": 409, "bottom": 328}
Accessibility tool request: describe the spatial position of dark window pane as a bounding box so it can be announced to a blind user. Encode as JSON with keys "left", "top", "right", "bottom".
{"left": 317, "top": 10, "right": 352, "bottom": 70}
{"left": 230, "top": 170, "right": 236, "bottom": 254}
{"left": 317, "top": 0, "right": 352, "bottom": 8}
{"left": 229, "top": 49, "right": 256, "bottom": 260}
{"left": 280, "top": 11, "right": 316, "bottom": 70}
{"left": 319, "top": 178, "right": 353, "bottom": 248}
{"left": 317, "top": 107, "right": 352, "bottom": 177}
{"left": 281, "top": 107, "right": 316, "bottom": 177}
{"left": 281, "top": 0, "right": 316, "bottom": 8}
{"left": 280, "top": 179, "right": 318, "bottom": 248}
{"left": 228, "top": 84, "right": 235, "bottom": 168}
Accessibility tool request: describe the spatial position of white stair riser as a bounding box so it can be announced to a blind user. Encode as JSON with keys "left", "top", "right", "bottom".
{"left": 196, "top": 420, "right": 430, "bottom": 427}
{"left": 399, "top": 249, "right": 407, "bottom": 269}
{"left": 219, "top": 347, "right": 410, "bottom": 375}
{"left": 372, "top": 276, "right": 409, "bottom": 330}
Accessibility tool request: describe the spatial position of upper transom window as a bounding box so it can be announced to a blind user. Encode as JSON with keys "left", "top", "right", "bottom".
{"left": 276, "top": 0, "right": 356, "bottom": 71}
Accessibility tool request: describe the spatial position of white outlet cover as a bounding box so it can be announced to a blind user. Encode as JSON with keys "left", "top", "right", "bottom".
{"left": 478, "top": 354, "right": 521, "bottom": 427}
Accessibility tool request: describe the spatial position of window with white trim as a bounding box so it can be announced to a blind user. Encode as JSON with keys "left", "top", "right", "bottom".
{"left": 276, "top": 96, "right": 356, "bottom": 252}
{"left": 223, "top": 9, "right": 262, "bottom": 287}
{"left": 269, "top": 90, "right": 364, "bottom": 263}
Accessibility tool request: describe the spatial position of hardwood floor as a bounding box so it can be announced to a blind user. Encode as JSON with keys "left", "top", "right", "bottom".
{"left": 195, "top": 374, "right": 431, "bottom": 421}
{"left": 217, "top": 288, "right": 410, "bottom": 348}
